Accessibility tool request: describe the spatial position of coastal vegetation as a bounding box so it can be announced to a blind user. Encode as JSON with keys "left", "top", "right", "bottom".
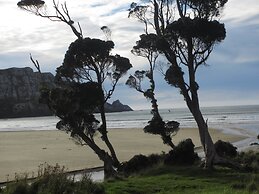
{"left": 1, "top": 149, "right": 258, "bottom": 194}
{"left": 16, "top": 0, "right": 237, "bottom": 172}
{"left": 126, "top": 34, "right": 180, "bottom": 149}
{"left": 127, "top": 0, "right": 230, "bottom": 168}
{"left": 7, "top": 0, "right": 257, "bottom": 193}
{"left": 18, "top": 0, "right": 132, "bottom": 178}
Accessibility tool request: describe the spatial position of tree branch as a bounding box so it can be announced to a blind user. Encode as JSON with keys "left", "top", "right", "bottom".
{"left": 30, "top": 53, "right": 41, "bottom": 73}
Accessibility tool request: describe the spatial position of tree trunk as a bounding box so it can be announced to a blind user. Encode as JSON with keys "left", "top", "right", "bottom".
{"left": 191, "top": 106, "right": 217, "bottom": 168}
{"left": 77, "top": 130, "right": 118, "bottom": 178}
{"left": 95, "top": 72, "right": 120, "bottom": 168}
{"left": 188, "top": 110, "right": 242, "bottom": 169}
{"left": 103, "top": 153, "right": 118, "bottom": 179}
{"left": 156, "top": 2, "right": 240, "bottom": 170}
{"left": 184, "top": 37, "right": 217, "bottom": 168}
{"left": 99, "top": 103, "right": 121, "bottom": 168}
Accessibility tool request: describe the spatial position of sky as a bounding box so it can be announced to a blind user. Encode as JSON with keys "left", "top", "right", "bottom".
{"left": 0, "top": 0, "right": 259, "bottom": 110}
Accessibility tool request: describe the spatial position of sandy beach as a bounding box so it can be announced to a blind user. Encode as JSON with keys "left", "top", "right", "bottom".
{"left": 0, "top": 127, "right": 248, "bottom": 182}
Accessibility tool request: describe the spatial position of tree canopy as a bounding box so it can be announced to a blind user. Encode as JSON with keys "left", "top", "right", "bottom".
{"left": 18, "top": 0, "right": 132, "bottom": 178}
{"left": 17, "top": 0, "right": 44, "bottom": 7}
{"left": 56, "top": 37, "right": 132, "bottom": 102}
{"left": 127, "top": 33, "right": 179, "bottom": 149}
{"left": 40, "top": 82, "right": 102, "bottom": 139}
{"left": 128, "top": 0, "right": 230, "bottom": 168}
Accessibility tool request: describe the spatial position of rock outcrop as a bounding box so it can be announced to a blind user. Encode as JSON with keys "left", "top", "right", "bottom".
{"left": 0, "top": 67, "right": 54, "bottom": 118}
{"left": 104, "top": 100, "right": 133, "bottom": 112}
{"left": 0, "top": 67, "right": 133, "bottom": 118}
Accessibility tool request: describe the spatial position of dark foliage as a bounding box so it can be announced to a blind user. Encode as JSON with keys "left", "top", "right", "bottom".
{"left": 128, "top": 2, "right": 148, "bottom": 19}
{"left": 164, "top": 139, "right": 199, "bottom": 165}
{"left": 56, "top": 38, "right": 131, "bottom": 83}
{"left": 1, "top": 174, "right": 105, "bottom": 194}
{"left": 166, "top": 17, "right": 226, "bottom": 44}
{"left": 17, "top": 0, "right": 132, "bottom": 178}
{"left": 144, "top": 116, "right": 179, "bottom": 137}
{"left": 118, "top": 154, "right": 164, "bottom": 175}
{"left": 214, "top": 140, "right": 237, "bottom": 158}
{"left": 17, "top": 0, "right": 44, "bottom": 7}
{"left": 63, "top": 38, "right": 114, "bottom": 67}
{"left": 119, "top": 154, "right": 149, "bottom": 174}
{"left": 40, "top": 82, "right": 102, "bottom": 137}
{"left": 132, "top": 33, "right": 160, "bottom": 55}
{"left": 144, "top": 116, "right": 165, "bottom": 135}
{"left": 165, "top": 65, "right": 185, "bottom": 88}
{"left": 0, "top": 164, "right": 105, "bottom": 194}
{"left": 126, "top": 33, "right": 180, "bottom": 148}
{"left": 185, "top": 0, "right": 228, "bottom": 18}
{"left": 40, "top": 82, "right": 102, "bottom": 115}
{"left": 41, "top": 37, "right": 131, "bottom": 177}
{"left": 235, "top": 151, "right": 259, "bottom": 172}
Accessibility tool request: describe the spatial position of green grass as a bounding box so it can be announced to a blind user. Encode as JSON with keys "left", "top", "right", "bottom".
{"left": 104, "top": 165, "right": 259, "bottom": 194}
{"left": 1, "top": 164, "right": 258, "bottom": 194}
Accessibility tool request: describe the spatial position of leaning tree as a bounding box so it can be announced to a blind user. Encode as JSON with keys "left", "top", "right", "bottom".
{"left": 18, "top": 0, "right": 132, "bottom": 178}
{"left": 126, "top": 33, "right": 179, "bottom": 149}
{"left": 128, "top": 0, "right": 235, "bottom": 168}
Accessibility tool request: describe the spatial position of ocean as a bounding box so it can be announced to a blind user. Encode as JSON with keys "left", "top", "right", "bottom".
{"left": 0, "top": 105, "right": 259, "bottom": 136}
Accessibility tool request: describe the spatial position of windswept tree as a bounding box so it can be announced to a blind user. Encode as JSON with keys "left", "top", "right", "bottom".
{"left": 18, "top": 0, "right": 132, "bottom": 178}
{"left": 128, "top": 0, "right": 235, "bottom": 168}
{"left": 126, "top": 33, "right": 179, "bottom": 149}
{"left": 17, "top": 0, "right": 83, "bottom": 39}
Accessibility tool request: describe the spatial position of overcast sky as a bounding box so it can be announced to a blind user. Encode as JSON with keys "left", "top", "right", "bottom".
{"left": 0, "top": 0, "right": 259, "bottom": 110}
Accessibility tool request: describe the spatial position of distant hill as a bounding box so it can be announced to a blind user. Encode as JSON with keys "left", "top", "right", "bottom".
{"left": 104, "top": 100, "right": 133, "bottom": 112}
{"left": 0, "top": 67, "right": 133, "bottom": 119}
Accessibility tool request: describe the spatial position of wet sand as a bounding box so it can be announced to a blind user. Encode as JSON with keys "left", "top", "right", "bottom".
{"left": 0, "top": 127, "right": 247, "bottom": 182}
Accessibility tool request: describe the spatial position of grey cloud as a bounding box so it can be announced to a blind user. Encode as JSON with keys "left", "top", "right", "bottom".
{"left": 101, "top": 4, "right": 130, "bottom": 17}
{"left": 90, "top": 2, "right": 106, "bottom": 8}
{"left": 1, "top": 0, "right": 258, "bottom": 109}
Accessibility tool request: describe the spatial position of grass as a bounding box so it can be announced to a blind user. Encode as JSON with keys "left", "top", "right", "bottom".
{"left": 1, "top": 165, "right": 258, "bottom": 194}
{"left": 1, "top": 150, "right": 258, "bottom": 194}
{"left": 0, "top": 163, "right": 105, "bottom": 194}
{"left": 104, "top": 165, "right": 259, "bottom": 194}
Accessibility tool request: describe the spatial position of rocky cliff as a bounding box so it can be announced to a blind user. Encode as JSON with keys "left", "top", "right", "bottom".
{"left": 104, "top": 100, "right": 133, "bottom": 112}
{"left": 0, "top": 67, "right": 54, "bottom": 118}
{"left": 0, "top": 67, "right": 133, "bottom": 118}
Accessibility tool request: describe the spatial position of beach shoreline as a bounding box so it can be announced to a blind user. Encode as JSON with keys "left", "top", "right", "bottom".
{"left": 0, "top": 127, "right": 256, "bottom": 182}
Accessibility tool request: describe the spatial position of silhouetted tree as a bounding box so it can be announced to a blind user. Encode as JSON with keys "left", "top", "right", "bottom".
{"left": 128, "top": 0, "right": 236, "bottom": 168}
{"left": 126, "top": 33, "right": 179, "bottom": 149}
{"left": 17, "top": 0, "right": 83, "bottom": 39}
{"left": 18, "top": 0, "right": 132, "bottom": 178}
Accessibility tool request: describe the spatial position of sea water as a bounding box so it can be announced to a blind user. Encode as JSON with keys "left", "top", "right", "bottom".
{"left": 0, "top": 105, "right": 259, "bottom": 136}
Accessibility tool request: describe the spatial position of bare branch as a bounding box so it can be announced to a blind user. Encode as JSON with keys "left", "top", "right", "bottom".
{"left": 18, "top": 0, "right": 83, "bottom": 39}
{"left": 30, "top": 53, "right": 41, "bottom": 73}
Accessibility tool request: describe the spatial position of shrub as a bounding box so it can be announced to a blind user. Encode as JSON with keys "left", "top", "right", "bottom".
{"left": 73, "top": 174, "right": 105, "bottom": 194}
{"left": 2, "top": 181, "right": 29, "bottom": 194}
{"left": 246, "top": 174, "right": 259, "bottom": 192}
{"left": 119, "top": 153, "right": 165, "bottom": 175}
{"left": 119, "top": 154, "right": 149, "bottom": 175}
{"left": 235, "top": 151, "right": 259, "bottom": 172}
{"left": 164, "top": 138, "right": 199, "bottom": 165}
{"left": 214, "top": 140, "right": 237, "bottom": 158}
{"left": 0, "top": 164, "right": 105, "bottom": 194}
{"left": 148, "top": 153, "right": 164, "bottom": 165}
